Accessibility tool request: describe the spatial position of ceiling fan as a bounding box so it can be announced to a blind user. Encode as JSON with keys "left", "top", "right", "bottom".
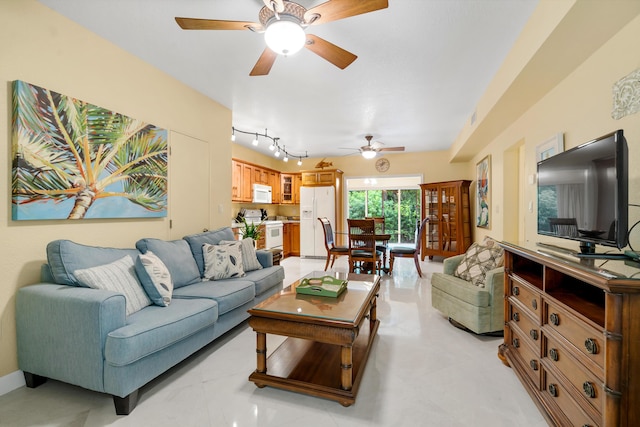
{"left": 357, "top": 135, "right": 405, "bottom": 159}
{"left": 175, "top": 0, "right": 388, "bottom": 76}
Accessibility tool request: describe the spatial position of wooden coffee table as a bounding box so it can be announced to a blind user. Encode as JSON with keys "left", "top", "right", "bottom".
{"left": 248, "top": 272, "right": 381, "bottom": 406}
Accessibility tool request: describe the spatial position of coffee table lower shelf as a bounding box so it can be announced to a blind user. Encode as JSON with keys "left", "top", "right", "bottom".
{"left": 249, "top": 318, "right": 379, "bottom": 407}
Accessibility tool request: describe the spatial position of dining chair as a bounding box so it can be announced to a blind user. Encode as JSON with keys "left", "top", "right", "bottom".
{"left": 347, "top": 218, "right": 382, "bottom": 274}
{"left": 318, "top": 217, "right": 349, "bottom": 271}
{"left": 366, "top": 216, "right": 388, "bottom": 267}
{"left": 389, "top": 217, "right": 429, "bottom": 277}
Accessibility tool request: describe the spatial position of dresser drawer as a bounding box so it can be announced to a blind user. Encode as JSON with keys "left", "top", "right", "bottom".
{"left": 509, "top": 276, "right": 541, "bottom": 321}
{"left": 543, "top": 332, "right": 604, "bottom": 415}
{"left": 509, "top": 301, "right": 540, "bottom": 348}
{"left": 544, "top": 300, "right": 604, "bottom": 370}
{"left": 509, "top": 327, "right": 541, "bottom": 389}
{"left": 542, "top": 367, "right": 600, "bottom": 427}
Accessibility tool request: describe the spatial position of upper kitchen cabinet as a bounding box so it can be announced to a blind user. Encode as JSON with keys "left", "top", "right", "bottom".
{"left": 280, "top": 173, "right": 302, "bottom": 204}
{"left": 301, "top": 169, "right": 342, "bottom": 186}
{"left": 231, "top": 158, "right": 279, "bottom": 204}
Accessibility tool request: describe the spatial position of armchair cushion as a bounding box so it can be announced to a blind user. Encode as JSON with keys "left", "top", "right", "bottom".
{"left": 453, "top": 239, "right": 504, "bottom": 287}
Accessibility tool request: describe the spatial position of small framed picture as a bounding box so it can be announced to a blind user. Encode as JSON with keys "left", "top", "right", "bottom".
{"left": 476, "top": 155, "right": 490, "bottom": 228}
{"left": 536, "top": 133, "right": 564, "bottom": 162}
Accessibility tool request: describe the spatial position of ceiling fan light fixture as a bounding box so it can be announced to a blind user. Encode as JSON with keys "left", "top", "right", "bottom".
{"left": 362, "top": 150, "right": 377, "bottom": 160}
{"left": 264, "top": 19, "right": 306, "bottom": 56}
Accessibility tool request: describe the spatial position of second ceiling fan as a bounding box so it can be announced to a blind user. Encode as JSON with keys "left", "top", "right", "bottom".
{"left": 175, "top": 0, "right": 388, "bottom": 76}
{"left": 358, "top": 135, "right": 405, "bottom": 159}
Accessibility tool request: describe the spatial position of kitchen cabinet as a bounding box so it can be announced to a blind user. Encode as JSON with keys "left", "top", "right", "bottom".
{"left": 290, "top": 222, "right": 300, "bottom": 256}
{"left": 419, "top": 180, "right": 471, "bottom": 260}
{"left": 499, "top": 241, "right": 640, "bottom": 426}
{"left": 231, "top": 158, "right": 280, "bottom": 204}
{"left": 268, "top": 170, "right": 280, "bottom": 203}
{"left": 280, "top": 173, "right": 301, "bottom": 204}
{"left": 283, "top": 222, "right": 300, "bottom": 257}
{"left": 301, "top": 170, "right": 339, "bottom": 186}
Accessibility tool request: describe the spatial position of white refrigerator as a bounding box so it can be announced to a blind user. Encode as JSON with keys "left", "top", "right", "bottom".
{"left": 300, "top": 186, "right": 336, "bottom": 258}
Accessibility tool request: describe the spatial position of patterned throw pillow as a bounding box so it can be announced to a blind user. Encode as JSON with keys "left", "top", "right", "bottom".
{"left": 220, "top": 238, "right": 263, "bottom": 272}
{"left": 74, "top": 256, "right": 152, "bottom": 315}
{"left": 134, "top": 251, "right": 173, "bottom": 306}
{"left": 203, "top": 242, "right": 245, "bottom": 281}
{"left": 453, "top": 241, "right": 504, "bottom": 287}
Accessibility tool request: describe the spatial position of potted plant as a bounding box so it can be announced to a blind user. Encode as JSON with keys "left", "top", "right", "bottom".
{"left": 241, "top": 217, "right": 262, "bottom": 243}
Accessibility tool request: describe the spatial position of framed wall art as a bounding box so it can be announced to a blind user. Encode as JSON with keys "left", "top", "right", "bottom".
{"left": 12, "top": 80, "right": 168, "bottom": 220}
{"left": 476, "top": 155, "right": 490, "bottom": 228}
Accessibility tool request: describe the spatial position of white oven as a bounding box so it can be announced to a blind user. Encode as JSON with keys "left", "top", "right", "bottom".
{"left": 264, "top": 221, "right": 283, "bottom": 250}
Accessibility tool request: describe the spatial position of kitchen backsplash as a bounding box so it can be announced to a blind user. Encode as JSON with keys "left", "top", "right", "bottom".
{"left": 232, "top": 203, "right": 299, "bottom": 221}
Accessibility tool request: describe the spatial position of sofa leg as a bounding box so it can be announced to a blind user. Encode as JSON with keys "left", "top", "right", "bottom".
{"left": 23, "top": 372, "right": 47, "bottom": 388}
{"left": 113, "top": 389, "right": 139, "bottom": 415}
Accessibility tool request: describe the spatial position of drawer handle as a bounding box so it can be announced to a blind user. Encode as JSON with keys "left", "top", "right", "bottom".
{"left": 549, "top": 313, "right": 560, "bottom": 326}
{"left": 513, "top": 338, "right": 520, "bottom": 348}
{"left": 531, "top": 299, "right": 537, "bottom": 310}
{"left": 530, "top": 329, "right": 538, "bottom": 340}
{"left": 513, "top": 312, "right": 520, "bottom": 322}
{"left": 529, "top": 359, "right": 538, "bottom": 371}
{"left": 548, "top": 383, "right": 558, "bottom": 397}
{"left": 584, "top": 338, "right": 598, "bottom": 354}
{"left": 513, "top": 286, "right": 520, "bottom": 296}
{"left": 549, "top": 348, "right": 559, "bottom": 361}
{"left": 583, "top": 381, "right": 596, "bottom": 398}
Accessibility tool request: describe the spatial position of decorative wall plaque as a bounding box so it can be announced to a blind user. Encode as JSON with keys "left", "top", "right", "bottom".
{"left": 612, "top": 68, "right": 640, "bottom": 120}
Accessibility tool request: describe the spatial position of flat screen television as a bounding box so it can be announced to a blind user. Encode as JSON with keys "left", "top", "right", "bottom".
{"left": 537, "top": 129, "right": 628, "bottom": 255}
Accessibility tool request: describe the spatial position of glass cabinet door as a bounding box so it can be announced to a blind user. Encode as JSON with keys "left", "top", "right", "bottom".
{"left": 424, "top": 187, "right": 439, "bottom": 251}
{"left": 441, "top": 185, "right": 458, "bottom": 253}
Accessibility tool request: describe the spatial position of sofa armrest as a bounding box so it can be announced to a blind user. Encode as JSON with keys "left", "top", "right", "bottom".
{"left": 16, "top": 283, "right": 126, "bottom": 393}
{"left": 484, "top": 266, "right": 505, "bottom": 306}
{"left": 442, "top": 254, "right": 465, "bottom": 275}
{"left": 256, "top": 250, "right": 273, "bottom": 268}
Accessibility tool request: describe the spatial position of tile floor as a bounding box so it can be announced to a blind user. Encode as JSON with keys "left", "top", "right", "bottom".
{"left": 0, "top": 256, "right": 547, "bottom": 427}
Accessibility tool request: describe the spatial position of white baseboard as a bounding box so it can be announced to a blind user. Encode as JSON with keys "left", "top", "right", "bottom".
{"left": 0, "top": 370, "right": 25, "bottom": 396}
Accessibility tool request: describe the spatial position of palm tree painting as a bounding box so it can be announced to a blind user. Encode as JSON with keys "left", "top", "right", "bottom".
{"left": 12, "top": 80, "right": 168, "bottom": 220}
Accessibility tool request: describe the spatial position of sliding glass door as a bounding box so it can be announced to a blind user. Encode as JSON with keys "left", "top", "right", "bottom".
{"left": 348, "top": 188, "right": 420, "bottom": 244}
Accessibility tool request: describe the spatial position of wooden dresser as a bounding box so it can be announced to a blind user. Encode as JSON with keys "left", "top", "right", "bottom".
{"left": 499, "top": 241, "right": 640, "bottom": 426}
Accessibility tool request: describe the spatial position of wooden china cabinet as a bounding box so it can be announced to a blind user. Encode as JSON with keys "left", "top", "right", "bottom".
{"left": 419, "top": 180, "right": 471, "bottom": 260}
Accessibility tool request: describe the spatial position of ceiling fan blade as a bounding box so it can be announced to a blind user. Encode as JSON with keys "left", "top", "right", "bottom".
{"left": 305, "top": 0, "right": 388, "bottom": 25}
{"left": 250, "top": 48, "right": 278, "bottom": 76}
{"left": 175, "top": 17, "right": 263, "bottom": 31}
{"left": 304, "top": 34, "right": 357, "bottom": 69}
{"left": 378, "top": 147, "right": 405, "bottom": 152}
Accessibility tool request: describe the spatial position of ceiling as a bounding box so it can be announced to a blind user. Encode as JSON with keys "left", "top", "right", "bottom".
{"left": 38, "top": 0, "right": 538, "bottom": 160}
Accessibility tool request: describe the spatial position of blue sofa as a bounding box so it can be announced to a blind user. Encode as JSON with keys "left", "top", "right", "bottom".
{"left": 15, "top": 227, "right": 284, "bottom": 415}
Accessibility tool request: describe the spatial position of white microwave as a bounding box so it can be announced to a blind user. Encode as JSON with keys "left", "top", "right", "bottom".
{"left": 252, "top": 184, "right": 272, "bottom": 204}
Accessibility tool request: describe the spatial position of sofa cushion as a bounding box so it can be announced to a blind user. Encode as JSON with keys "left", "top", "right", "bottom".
{"left": 431, "top": 272, "right": 491, "bottom": 307}
{"left": 172, "top": 280, "right": 255, "bottom": 315}
{"left": 74, "top": 256, "right": 152, "bottom": 316}
{"left": 203, "top": 242, "right": 245, "bottom": 281}
{"left": 46, "top": 240, "right": 140, "bottom": 287}
{"left": 221, "top": 238, "right": 262, "bottom": 272}
{"left": 135, "top": 238, "right": 201, "bottom": 288}
{"left": 183, "top": 227, "right": 236, "bottom": 276}
{"left": 453, "top": 241, "right": 504, "bottom": 287}
{"left": 243, "top": 265, "right": 285, "bottom": 296}
{"left": 134, "top": 251, "right": 173, "bottom": 307}
{"left": 104, "top": 298, "right": 218, "bottom": 366}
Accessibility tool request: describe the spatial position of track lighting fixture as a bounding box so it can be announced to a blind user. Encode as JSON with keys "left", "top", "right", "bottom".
{"left": 230, "top": 127, "right": 308, "bottom": 164}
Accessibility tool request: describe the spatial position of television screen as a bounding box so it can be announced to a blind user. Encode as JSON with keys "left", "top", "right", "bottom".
{"left": 537, "top": 130, "right": 628, "bottom": 251}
